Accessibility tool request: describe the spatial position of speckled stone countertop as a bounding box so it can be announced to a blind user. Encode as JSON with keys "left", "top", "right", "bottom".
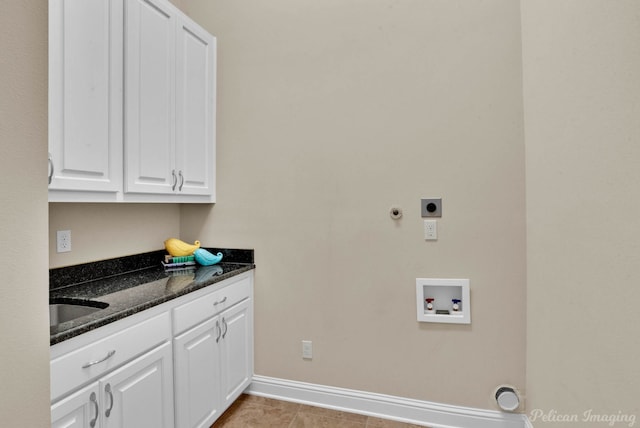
{"left": 50, "top": 248, "right": 254, "bottom": 345}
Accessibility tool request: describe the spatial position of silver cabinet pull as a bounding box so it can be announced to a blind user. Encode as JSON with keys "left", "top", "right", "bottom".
{"left": 222, "top": 317, "right": 228, "bottom": 339}
{"left": 213, "top": 296, "right": 227, "bottom": 306}
{"left": 48, "top": 153, "right": 54, "bottom": 185}
{"left": 82, "top": 350, "right": 116, "bottom": 368}
{"left": 89, "top": 392, "right": 99, "bottom": 428}
{"left": 105, "top": 383, "right": 114, "bottom": 417}
{"left": 178, "top": 170, "right": 184, "bottom": 191}
{"left": 215, "top": 320, "right": 221, "bottom": 343}
{"left": 171, "top": 169, "right": 177, "bottom": 191}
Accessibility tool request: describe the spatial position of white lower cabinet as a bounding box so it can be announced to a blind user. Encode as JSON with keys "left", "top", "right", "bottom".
{"left": 50, "top": 308, "right": 174, "bottom": 428}
{"left": 173, "top": 276, "right": 254, "bottom": 428}
{"left": 174, "top": 316, "right": 222, "bottom": 428}
{"left": 51, "top": 383, "right": 100, "bottom": 428}
{"left": 101, "top": 342, "right": 174, "bottom": 428}
{"left": 219, "top": 300, "right": 252, "bottom": 409}
{"left": 51, "top": 272, "right": 254, "bottom": 428}
{"left": 51, "top": 342, "right": 173, "bottom": 428}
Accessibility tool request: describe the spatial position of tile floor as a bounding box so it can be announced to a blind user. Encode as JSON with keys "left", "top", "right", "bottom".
{"left": 211, "top": 394, "right": 429, "bottom": 428}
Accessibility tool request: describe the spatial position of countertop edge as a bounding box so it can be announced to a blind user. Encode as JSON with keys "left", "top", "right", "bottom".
{"left": 50, "top": 263, "right": 254, "bottom": 346}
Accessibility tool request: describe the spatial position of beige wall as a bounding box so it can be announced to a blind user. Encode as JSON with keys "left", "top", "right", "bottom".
{"left": 49, "top": 204, "right": 181, "bottom": 267}
{"left": 522, "top": 0, "right": 640, "bottom": 425}
{"left": 0, "top": 0, "right": 51, "bottom": 426}
{"left": 27, "top": 0, "right": 640, "bottom": 421}
{"left": 180, "top": 0, "right": 526, "bottom": 409}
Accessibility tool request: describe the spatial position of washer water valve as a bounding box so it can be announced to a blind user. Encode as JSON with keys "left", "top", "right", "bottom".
{"left": 425, "top": 298, "right": 435, "bottom": 313}
{"left": 451, "top": 299, "right": 461, "bottom": 312}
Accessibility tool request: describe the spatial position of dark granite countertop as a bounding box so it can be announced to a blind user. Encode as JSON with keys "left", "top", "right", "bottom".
{"left": 50, "top": 249, "right": 254, "bottom": 345}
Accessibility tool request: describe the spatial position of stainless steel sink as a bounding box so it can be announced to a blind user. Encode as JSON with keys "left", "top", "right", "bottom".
{"left": 49, "top": 300, "right": 108, "bottom": 327}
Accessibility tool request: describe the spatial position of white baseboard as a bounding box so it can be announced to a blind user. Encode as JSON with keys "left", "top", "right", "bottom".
{"left": 247, "top": 375, "right": 530, "bottom": 428}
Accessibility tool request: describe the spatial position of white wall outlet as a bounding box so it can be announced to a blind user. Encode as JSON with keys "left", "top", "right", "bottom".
{"left": 302, "top": 340, "right": 313, "bottom": 359}
{"left": 56, "top": 230, "right": 71, "bottom": 253}
{"left": 424, "top": 220, "right": 437, "bottom": 240}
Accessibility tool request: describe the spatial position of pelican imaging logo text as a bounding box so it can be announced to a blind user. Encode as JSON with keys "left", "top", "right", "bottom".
{"left": 529, "top": 409, "right": 636, "bottom": 427}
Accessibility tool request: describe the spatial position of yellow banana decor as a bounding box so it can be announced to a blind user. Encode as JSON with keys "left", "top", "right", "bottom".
{"left": 164, "top": 238, "right": 201, "bottom": 257}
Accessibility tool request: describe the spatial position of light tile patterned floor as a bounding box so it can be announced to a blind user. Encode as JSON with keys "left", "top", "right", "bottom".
{"left": 211, "top": 394, "right": 429, "bottom": 428}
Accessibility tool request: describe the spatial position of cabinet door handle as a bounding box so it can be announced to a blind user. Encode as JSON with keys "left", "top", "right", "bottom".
{"left": 171, "top": 169, "right": 177, "bottom": 191}
{"left": 215, "top": 320, "right": 221, "bottom": 343}
{"left": 222, "top": 317, "right": 228, "bottom": 339}
{"left": 48, "top": 153, "right": 54, "bottom": 185}
{"left": 105, "top": 383, "right": 114, "bottom": 417}
{"left": 178, "top": 170, "right": 184, "bottom": 191}
{"left": 82, "top": 350, "right": 116, "bottom": 368}
{"left": 89, "top": 392, "right": 99, "bottom": 428}
{"left": 213, "top": 296, "right": 227, "bottom": 306}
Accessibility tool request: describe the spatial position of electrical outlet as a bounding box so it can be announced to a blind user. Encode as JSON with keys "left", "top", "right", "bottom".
{"left": 424, "top": 220, "right": 437, "bottom": 240}
{"left": 302, "top": 340, "right": 313, "bottom": 359}
{"left": 57, "top": 230, "right": 71, "bottom": 253}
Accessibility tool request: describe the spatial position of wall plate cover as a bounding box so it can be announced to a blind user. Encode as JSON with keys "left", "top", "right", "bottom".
{"left": 302, "top": 340, "right": 312, "bottom": 359}
{"left": 424, "top": 219, "right": 437, "bottom": 240}
{"left": 56, "top": 230, "right": 71, "bottom": 253}
{"left": 421, "top": 198, "right": 442, "bottom": 217}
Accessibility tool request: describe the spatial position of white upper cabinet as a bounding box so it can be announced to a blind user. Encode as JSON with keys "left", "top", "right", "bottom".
{"left": 48, "top": 0, "right": 123, "bottom": 197}
{"left": 125, "top": 0, "right": 176, "bottom": 195}
{"left": 48, "top": 0, "right": 216, "bottom": 203}
{"left": 175, "top": 15, "right": 216, "bottom": 197}
{"left": 125, "top": 0, "right": 216, "bottom": 198}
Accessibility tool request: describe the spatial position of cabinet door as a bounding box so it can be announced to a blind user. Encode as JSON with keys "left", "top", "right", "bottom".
{"left": 173, "top": 316, "right": 222, "bottom": 428}
{"left": 125, "top": 0, "right": 176, "bottom": 194}
{"left": 48, "top": 0, "right": 123, "bottom": 193}
{"left": 51, "top": 383, "right": 101, "bottom": 428}
{"left": 101, "top": 341, "right": 174, "bottom": 428}
{"left": 175, "top": 15, "right": 216, "bottom": 197}
{"left": 220, "top": 299, "right": 253, "bottom": 408}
